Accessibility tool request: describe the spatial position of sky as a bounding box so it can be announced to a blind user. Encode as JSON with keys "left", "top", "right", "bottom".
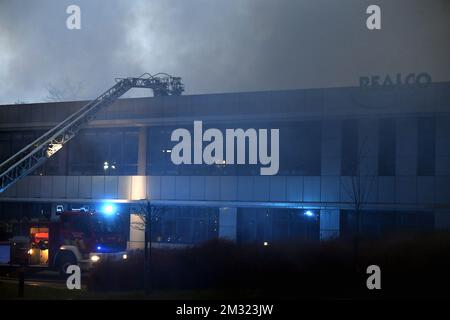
{"left": 0, "top": 0, "right": 449, "bottom": 104}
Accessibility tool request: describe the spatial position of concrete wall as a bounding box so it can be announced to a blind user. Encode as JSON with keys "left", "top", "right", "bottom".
{"left": 1, "top": 174, "right": 449, "bottom": 209}
{"left": 128, "top": 213, "right": 145, "bottom": 250}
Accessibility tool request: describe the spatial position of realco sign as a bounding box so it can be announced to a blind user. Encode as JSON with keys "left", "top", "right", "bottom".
{"left": 359, "top": 72, "right": 432, "bottom": 88}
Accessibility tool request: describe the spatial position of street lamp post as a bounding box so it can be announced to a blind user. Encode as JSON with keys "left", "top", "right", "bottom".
{"left": 144, "top": 201, "right": 152, "bottom": 294}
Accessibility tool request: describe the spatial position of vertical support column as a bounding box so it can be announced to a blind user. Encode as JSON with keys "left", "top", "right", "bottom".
{"left": 138, "top": 126, "right": 147, "bottom": 176}
{"left": 320, "top": 209, "right": 340, "bottom": 240}
{"left": 219, "top": 207, "right": 237, "bottom": 241}
{"left": 128, "top": 213, "right": 145, "bottom": 250}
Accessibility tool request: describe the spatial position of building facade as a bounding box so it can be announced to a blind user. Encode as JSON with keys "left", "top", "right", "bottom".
{"left": 1, "top": 82, "right": 450, "bottom": 246}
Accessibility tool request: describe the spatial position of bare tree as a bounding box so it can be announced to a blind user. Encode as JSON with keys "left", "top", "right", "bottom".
{"left": 340, "top": 135, "right": 377, "bottom": 269}
{"left": 131, "top": 201, "right": 163, "bottom": 230}
{"left": 131, "top": 200, "right": 164, "bottom": 295}
{"left": 130, "top": 205, "right": 147, "bottom": 232}
{"left": 45, "top": 79, "right": 85, "bottom": 102}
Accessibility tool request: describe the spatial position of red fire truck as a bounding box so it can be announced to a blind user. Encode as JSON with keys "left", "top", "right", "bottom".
{"left": 10, "top": 209, "right": 128, "bottom": 276}
{"left": 0, "top": 74, "right": 182, "bottom": 275}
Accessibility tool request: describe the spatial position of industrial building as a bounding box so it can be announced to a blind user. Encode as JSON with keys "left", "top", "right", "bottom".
{"left": 1, "top": 81, "right": 450, "bottom": 247}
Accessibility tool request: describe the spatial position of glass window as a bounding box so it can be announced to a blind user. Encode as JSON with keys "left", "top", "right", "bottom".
{"left": 150, "top": 207, "right": 218, "bottom": 244}
{"left": 417, "top": 117, "right": 435, "bottom": 176}
{"left": 93, "top": 216, "right": 112, "bottom": 233}
{"left": 341, "top": 119, "right": 358, "bottom": 176}
{"left": 280, "top": 121, "right": 322, "bottom": 175}
{"left": 70, "top": 215, "right": 90, "bottom": 234}
{"left": 378, "top": 119, "right": 396, "bottom": 176}
{"left": 67, "top": 128, "right": 138, "bottom": 175}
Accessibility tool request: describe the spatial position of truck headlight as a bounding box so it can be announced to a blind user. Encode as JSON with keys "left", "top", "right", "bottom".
{"left": 122, "top": 254, "right": 127, "bottom": 260}
{"left": 90, "top": 255, "right": 100, "bottom": 262}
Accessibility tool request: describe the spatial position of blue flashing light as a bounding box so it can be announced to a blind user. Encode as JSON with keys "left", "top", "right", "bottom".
{"left": 304, "top": 210, "right": 315, "bottom": 217}
{"left": 102, "top": 204, "right": 115, "bottom": 215}
{"left": 95, "top": 245, "right": 116, "bottom": 253}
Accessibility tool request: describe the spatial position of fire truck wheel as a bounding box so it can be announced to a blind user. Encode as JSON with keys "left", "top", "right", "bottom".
{"left": 56, "top": 251, "right": 77, "bottom": 278}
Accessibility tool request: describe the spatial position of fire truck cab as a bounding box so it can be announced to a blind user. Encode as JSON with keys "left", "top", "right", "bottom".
{"left": 28, "top": 209, "right": 127, "bottom": 276}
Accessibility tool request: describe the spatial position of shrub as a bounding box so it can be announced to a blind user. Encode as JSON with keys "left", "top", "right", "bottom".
{"left": 88, "top": 233, "right": 450, "bottom": 298}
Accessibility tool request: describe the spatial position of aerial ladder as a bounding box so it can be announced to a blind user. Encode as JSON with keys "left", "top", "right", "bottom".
{"left": 0, "top": 73, "right": 184, "bottom": 193}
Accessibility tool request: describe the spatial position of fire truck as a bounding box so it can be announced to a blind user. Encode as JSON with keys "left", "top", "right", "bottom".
{"left": 5, "top": 207, "right": 128, "bottom": 276}
{"left": 0, "top": 73, "right": 183, "bottom": 274}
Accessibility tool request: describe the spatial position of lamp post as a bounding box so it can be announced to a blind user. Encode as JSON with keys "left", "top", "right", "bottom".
{"left": 144, "top": 201, "right": 152, "bottom": 295}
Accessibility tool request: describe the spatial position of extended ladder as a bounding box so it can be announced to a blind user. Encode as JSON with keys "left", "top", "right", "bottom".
{"left": 0, "top": 73, "right": 184, "bottom": 193}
